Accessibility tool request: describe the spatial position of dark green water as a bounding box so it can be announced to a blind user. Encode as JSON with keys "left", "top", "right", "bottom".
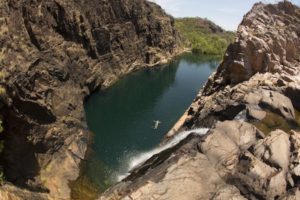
{"left": 83, "top": 53, "right": 219, "bottom": 191}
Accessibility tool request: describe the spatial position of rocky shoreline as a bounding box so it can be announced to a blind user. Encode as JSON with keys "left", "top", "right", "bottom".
{"left": 100, "top": 2, "right": 300, "bottom": 200}
{"left": 0, "top": 0, "right": 181, "bottom": 199}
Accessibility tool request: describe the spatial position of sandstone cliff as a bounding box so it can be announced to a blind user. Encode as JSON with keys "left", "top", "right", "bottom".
{"left": 101, "top": 2, "right": 300, "bottom": 200}
{"left": 0, "top": 0, "right": 180, "bottom": 199}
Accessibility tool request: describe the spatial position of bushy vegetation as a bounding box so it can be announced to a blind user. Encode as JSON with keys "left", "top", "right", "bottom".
{"left": 175, "top": 17, "right": 235, "bottom": 55}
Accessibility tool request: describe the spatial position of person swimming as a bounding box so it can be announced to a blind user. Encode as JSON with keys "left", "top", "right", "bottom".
{"left": 153, "top": 120, "right": 162, "bottom": 129}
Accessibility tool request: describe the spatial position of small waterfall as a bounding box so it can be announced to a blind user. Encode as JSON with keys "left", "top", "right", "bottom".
{"left": 117, "top": 128, "right": 209, "bottom": 181}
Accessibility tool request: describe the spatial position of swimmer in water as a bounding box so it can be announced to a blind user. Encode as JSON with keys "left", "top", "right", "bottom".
{"left": 153, "top": 120, "right": 162, "bottom": 129}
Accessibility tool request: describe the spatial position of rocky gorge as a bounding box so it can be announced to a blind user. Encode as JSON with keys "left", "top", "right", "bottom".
{"left": 0, "top": 1, "right": 300, "bottom": 200}
{"left": 100, "top": 1, "right": 300, "bottom": 200}
{"left": 0, "top": 0, "right": 181, "bottom": 199}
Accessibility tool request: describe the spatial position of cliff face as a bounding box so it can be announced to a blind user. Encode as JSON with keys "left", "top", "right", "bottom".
{"left": 0, "top": 0, "right": 180, "bottom": 199}
{"left": 203, "top": 1, "right": 300, "bottom": 90}
{"left": 101, "top": 2, "right": 300, "bottom": 200}
{"left": 185, "top": 1, "right": 300, "bottom": 130}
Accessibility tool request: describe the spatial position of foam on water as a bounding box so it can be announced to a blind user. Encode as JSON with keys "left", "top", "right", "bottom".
{"left": 116, "top": 128, "right": 209, "bottom": 181}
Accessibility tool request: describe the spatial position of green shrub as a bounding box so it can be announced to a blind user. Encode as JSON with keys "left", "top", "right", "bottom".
{"left": 175, "top": 18, "right": 235, "bottom": 55}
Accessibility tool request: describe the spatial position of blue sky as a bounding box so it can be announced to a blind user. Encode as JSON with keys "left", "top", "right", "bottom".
{"left": 150, "top": 0, "right": 300, "bottom": 30}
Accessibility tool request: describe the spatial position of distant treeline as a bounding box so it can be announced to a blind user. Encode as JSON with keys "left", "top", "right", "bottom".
{"left": 175, "top": 17, "right": 235, "bottom": 55}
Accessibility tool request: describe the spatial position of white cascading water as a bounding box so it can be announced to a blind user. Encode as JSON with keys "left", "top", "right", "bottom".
{"left": 116, "top": 128, "right": 209, "bottom": 181}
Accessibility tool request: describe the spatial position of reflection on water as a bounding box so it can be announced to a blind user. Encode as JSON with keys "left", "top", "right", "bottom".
{"left": 74, "top": 53, "right": 219, "bottom": 197}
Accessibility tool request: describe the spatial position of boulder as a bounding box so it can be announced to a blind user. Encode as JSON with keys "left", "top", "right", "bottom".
{"left": 244, "top": 89, "right": 296, "bottom": 122}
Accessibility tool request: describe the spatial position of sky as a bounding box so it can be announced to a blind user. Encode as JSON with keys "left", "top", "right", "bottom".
{"left": 150, "top": 0, "right": 300, "bottom": 31}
